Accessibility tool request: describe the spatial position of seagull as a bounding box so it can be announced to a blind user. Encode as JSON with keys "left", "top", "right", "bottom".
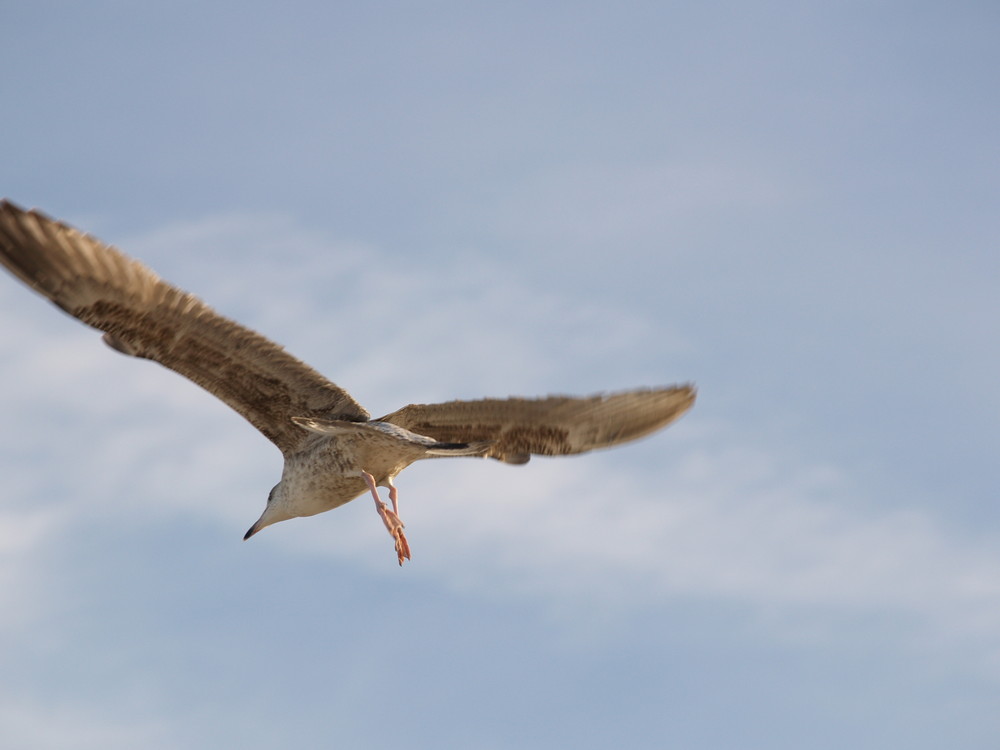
{"left": 0, "top": 199, "right": 696, "bottom": 565}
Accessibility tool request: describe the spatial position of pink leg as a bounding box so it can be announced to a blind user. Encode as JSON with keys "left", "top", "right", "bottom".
{"left": 387, "top": 477, "right": 400, "bottom": 516}
{"left": 361, "top": 470, "right": 411, "bottom": 566}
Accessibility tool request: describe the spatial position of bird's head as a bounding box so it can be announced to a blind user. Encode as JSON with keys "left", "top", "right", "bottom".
{"left": 243, "top": 483, "right": 295, "bottom": 540}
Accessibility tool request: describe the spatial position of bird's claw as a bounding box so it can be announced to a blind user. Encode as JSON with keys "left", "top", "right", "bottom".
{"left": 393, "top": 532, "right": 411, "bottom": 566}
{"left": 376, "top": 500, "right": 411, "bottom": 566}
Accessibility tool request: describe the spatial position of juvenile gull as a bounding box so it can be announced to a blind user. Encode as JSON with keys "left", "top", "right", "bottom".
{"left": 0, "top": 200, "right": 696, "bottom": 565}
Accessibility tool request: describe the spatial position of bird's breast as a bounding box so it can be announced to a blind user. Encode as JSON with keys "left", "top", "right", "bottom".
{"left": 279, "top": 438, "right": 370, "bottom": 516}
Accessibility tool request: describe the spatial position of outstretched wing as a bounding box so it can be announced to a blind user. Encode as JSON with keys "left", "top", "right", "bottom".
{"left": 378, "top": 386, "right": 695, "bottom": 464}
{"left": 0, "top": 200, "right": 369, "bottom": 454}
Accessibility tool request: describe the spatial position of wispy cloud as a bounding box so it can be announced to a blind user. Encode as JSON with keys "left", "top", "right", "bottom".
{"left": 0, "top": 698, "right": 168, "bottom": 750}
{"left": 138, "top": 216, "right": 1000, "bottom": 672}
{"left": 2, "top": 212, "right": 999, "bottom": 683}
{"left": 355, "top": 437, "right": 1000, "bottom": 665}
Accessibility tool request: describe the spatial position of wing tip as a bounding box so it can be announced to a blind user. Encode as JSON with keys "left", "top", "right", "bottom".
{"left": 609, "top": 382, "right": 697, "bottom": 414}
{"left": 651, "top": 382, "right": 698, "bottom": 422}
{"left": 675, "top": 382, "right": 697, "bottom": 408}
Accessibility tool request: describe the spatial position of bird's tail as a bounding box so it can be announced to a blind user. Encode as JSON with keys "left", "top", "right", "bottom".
{"left": 422, "top": 440, "right": 492, "bottom": 457}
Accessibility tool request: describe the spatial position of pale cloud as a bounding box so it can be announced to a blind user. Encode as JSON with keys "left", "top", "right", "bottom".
{"left": 365, "top": 438, "right": 1000, "bottom": 681}
{"left": 0, "top": 698, "right": 168, "bottom": 750}
{"left": 0, "top": 506, "right": 65, "bottom": 636}
{"left": 240, "top": 418, "right": 1000, "bottom": 677}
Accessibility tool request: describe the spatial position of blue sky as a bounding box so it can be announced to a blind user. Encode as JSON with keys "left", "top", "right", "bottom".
{"left": 2, "top": 1, "right": 999, "bottom": 747}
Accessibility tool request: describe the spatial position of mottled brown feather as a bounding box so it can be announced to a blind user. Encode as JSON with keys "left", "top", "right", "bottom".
{"left": 0, "top": 200, "right": 369, "bottom": 453}
{"left": 379, "top": 386, "right": 696, "bottom": 463}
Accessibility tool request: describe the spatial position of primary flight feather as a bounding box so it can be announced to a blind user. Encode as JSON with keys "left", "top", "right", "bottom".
{"left": 0, "top": 199, "right": 695, "bottom": 565}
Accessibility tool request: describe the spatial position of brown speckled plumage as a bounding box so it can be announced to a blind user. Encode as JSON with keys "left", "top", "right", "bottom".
{"left": 0, "top": 199, "right": 695, "bottom": 565}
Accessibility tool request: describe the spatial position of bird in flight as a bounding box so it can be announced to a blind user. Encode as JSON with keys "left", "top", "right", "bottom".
{"left": 0, "top": 199, "right": 695, "bottom": 565}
